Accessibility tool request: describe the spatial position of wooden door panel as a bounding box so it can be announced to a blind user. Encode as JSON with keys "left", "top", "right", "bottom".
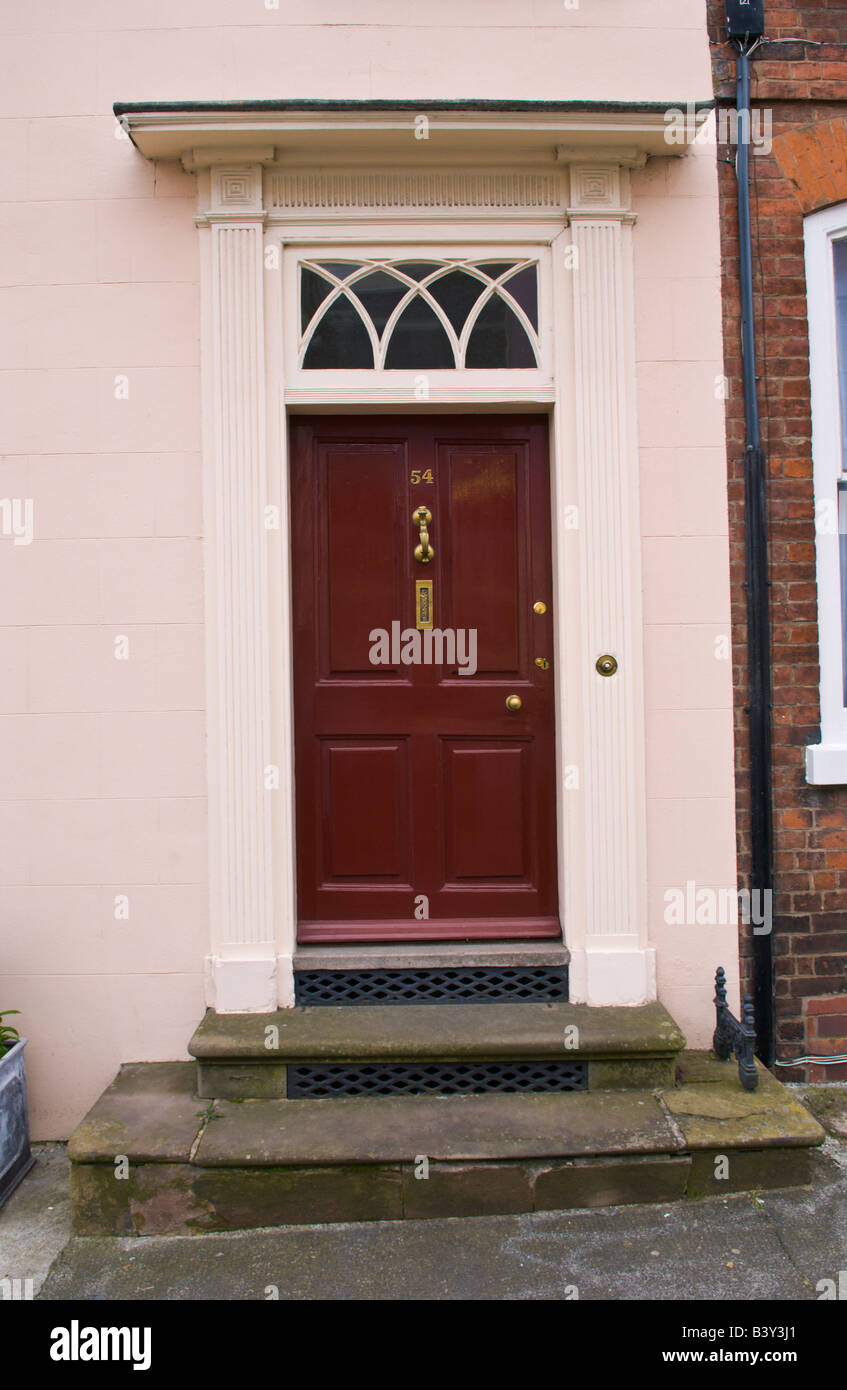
{"left": 321, "top": 740, "right": 411, "bottom": 882}
{"left": 291, "top": 415, "right": 560, "bottom": 942}
{"left": 318, "top": 442, "right": 408, "bottom": 680}
{"left": 442, "top": 740, "right": 529, "bottom": 881}
{"left": 441, "top": 445, "right": 525, "bottom": 677}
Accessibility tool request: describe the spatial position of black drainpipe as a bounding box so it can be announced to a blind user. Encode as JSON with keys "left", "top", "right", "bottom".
{"left": 733, "top": 38, "right": 776, "bottom": 1067}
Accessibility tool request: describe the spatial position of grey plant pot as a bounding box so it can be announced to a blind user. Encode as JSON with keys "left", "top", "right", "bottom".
{"left": 0, "top": 1039, "right": 35, "bottom": 1208}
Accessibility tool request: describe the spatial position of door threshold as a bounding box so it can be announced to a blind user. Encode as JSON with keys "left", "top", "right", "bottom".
{"left": 293, "top": 940, "right": 569, "bottom": 971}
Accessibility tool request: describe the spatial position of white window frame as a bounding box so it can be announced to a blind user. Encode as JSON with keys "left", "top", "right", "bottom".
{"left": 296, "top": 253, "right": 543, "bottom": 372}
{"left": 805, "top": 203, "right": 847, "bottom": 783}
{"left": 282, "top": 240, "right": 553, "bottom": 404}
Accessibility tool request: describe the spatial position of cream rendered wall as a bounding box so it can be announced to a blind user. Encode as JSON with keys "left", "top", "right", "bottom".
{"left": 0, "top": 0, "right": 728, "bottom": 1137}
{"left": 632, "top": 130, "right": 740, "bottom": 1044}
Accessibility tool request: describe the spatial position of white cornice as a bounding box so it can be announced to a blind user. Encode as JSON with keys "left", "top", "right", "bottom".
{"left": 117, "top": 104, "right": 705, "bottom": 164}
{"left": 183, "top": 145, "right": 277, "bottom": 171}
{"left": 556, "top": 144, "right": 648, "bottom": 169}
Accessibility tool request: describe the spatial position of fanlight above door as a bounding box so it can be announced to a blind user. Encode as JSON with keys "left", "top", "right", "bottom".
{"left": 299, "top": 258, "right": 539, "bottom": 370}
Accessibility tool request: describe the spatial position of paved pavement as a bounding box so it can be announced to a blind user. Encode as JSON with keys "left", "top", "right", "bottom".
{"left": 0, "top": 1144, "right": 71, "bottom": 1299}
{"left": 3, "top": 1086, "right": 846, "bottom": 1301}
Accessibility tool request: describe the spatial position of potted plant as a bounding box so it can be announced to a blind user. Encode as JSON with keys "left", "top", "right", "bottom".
{"left": 0, "top": 1010, "right": 34, "bottom": 1207}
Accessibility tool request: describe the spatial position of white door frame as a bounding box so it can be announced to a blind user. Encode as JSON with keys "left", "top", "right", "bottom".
{"left": 189, "top": 151, "right": 658, "bottom": 1011}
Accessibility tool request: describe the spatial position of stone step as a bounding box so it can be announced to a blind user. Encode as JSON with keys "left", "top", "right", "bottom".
{"left": 67, "top": 1056, "right": 826, "bottom": 1235}
{"left": 291, "top": 954, "right": 570, "bottom": 1006}
{"left": 189, "top": 1001, "right": 686, "bottom": 1099}
{"left": 293, "top": 941, "right": 570, "bottom": 970}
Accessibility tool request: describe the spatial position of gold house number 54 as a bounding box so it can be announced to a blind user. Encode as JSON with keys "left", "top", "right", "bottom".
{"left": 410, "top": 469, "right": 434, "bottom": 485}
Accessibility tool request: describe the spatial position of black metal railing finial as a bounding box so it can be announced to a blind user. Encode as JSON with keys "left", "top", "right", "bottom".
{"left": 713, "top": 966, "right": 759, "bottom": 1091}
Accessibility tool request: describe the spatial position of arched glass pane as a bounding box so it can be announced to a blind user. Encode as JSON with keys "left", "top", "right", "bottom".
{"left": 502, "top": 266, "right": 538, "bottom": 331}
{"left": 428, "top": 270, "right": 484, "bottom": 334}
{"left": 475, "top": 261, "right": 517, "bottom": 279}
{"left": 317, "top": 261, "right": 362, "bottom": 280}
{"left": 300, "top": 268, "right": 334, "bottom": 334}
{"left": 351, "top": 270, "right": 409, "bottom": 336}
{"left": 384, "top": 297, "right": 455, "bottom": 368}
{"left": 393, "top": 261, "right": 442, "bottom": 281}
{"left": 464, "top": 294, "right": 537, "bottom": 368}
{"left": 302, "top": 293, "right": 374, "bottom": 368}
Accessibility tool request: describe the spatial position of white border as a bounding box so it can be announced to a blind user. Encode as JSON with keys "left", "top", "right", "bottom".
{"left": 805, "top": 203, "right": 847, "bottom": 783}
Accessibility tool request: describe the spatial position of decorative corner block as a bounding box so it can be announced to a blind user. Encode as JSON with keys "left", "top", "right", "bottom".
{"left": 210, "top": 165, "right": 265, "bottom": 215}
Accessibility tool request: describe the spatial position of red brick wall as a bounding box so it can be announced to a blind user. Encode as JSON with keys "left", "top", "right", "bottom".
{"left": 805, "top": 995, "right": 847, "bottom": 1081}
{"left": 706, "top": 1, "right": 847, "bottom": 1077}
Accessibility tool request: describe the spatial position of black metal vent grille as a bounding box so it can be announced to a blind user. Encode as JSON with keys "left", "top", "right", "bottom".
{"left": 294, "top": 966, "right": 569, "bottom": 1006}
{"left": 286, "top": 1060, "right": 587, "bottom": 1098}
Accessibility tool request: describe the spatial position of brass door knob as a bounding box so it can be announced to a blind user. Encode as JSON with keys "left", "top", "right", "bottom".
{"left": 505, "top": 694, "right": 522, "bottom": 711}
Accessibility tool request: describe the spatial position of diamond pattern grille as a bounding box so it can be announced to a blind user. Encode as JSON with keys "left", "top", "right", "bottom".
{"left": 294, "top": 967, "right": 568, "bottom": 1006}
{"left": 286, "top": 1060, "right": 587, "bottom": 1098}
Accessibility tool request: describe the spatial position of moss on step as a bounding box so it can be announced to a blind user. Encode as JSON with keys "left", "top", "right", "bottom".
{"left": 661, "top": 1062, "right": 826, "bottom": 1149}
{"left": 189, "top": 1001, "right": 686, "bottom": 1062}
{"left": 66, "top": 1052, "right": 829, "bottom": 1235}
{"left": 794, "top": 1085, "right": 847, "bottom": 1138}
{"left": 589, "top": 1058, "right": 676, "bottom": 1089}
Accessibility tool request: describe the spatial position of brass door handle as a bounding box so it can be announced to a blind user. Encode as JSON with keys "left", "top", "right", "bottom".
{"left": 505, "top": 694, "right": 522, "bottom": 711}
{"left": 412, "top": 506, "right": 433, "bottom": 563}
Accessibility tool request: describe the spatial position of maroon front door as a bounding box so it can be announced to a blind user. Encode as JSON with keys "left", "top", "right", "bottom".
{"left": 290, "top": 415, "right": 560, "bottom": 942}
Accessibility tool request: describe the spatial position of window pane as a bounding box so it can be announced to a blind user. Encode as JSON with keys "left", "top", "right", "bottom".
{"left": 428, "top": 269, "right": 484, "bottom": 334}
{"left": 834, "top": 240, "right": 847, "bottom": 472}
{"left": 476, "top": 261, "right": 517, "bottom": 279}
{"left": 299, "top": 258, "right": 539, "bottom": 370}
{"left": 302, "top": 293, "right": 374, "bottom": 368}
{"left": 316, "top": 262, "right": 363, "bottom": 280}
{"left": 465, "top": 294, "right": 537, "bottom": 367}
{"left": 384, "top": 298, "right": 455, "bottom": 368}
{"left": 350, "top": 270, "right": 408, "bottom": 336}
{"left": 502, "top": 266, "right": 538, "bottom": 331}
{"left": 393, "top": 261, "right": 442, "bottom": 281}
{"left": 300, "top": 268, "right": 334, "bottom": 334}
